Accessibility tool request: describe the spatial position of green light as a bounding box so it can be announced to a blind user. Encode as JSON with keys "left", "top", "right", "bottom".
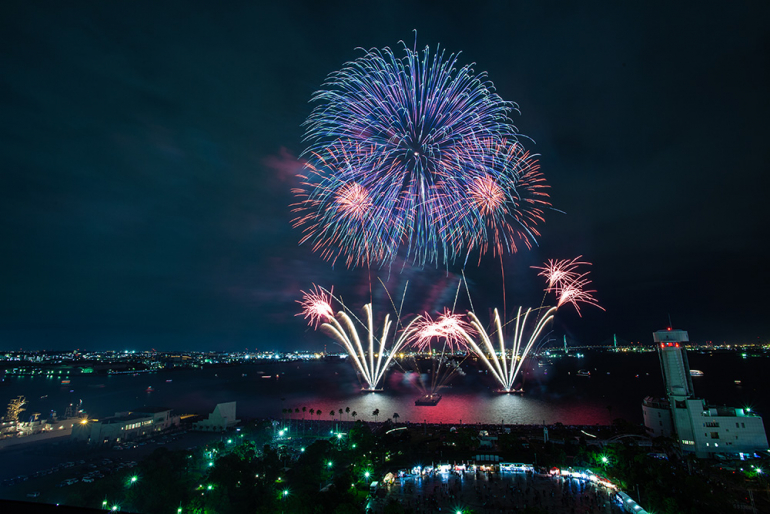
{"left": 177, "top": 509, "right": 182, "bottom": 514}
{"left": 352, "top": 443, "right": 357, "bottom": 448}
{"left": 601, "top": 456, "right": 608, "bottom": 464}
{"left": 227, "top": 439, "right": 232, "bottom": 444}
{"left": 102, "top": 500, "right": 108, "bottom": 506}
{"left": 208, "top": 461, "right": 214, "bottom": 467}
{"left": 300, "top": 447, "right": 305, "bottom": 452}
{"left": 327, "top": 461, "right": 333, "bottom": 468}
{"left": 111, "top": 507, "right": 118, "bottom": 512}
{"left": 364, "top": 471, "right": 370, "bottom": 478}
{"left": 337, "top": 434, "right": 342, "bottom": 439}
{"left": 282, "top": 489, "right": 289, "bottom": 497}
{"left": 207, "top": 484, "right": 213, "bottom": 491}
{"left": 130, "top": 476, "right": 137, "bottom": 483}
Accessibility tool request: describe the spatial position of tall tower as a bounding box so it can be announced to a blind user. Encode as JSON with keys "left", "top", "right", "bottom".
{"left": 653, "top": 329, "right": 694, "bottom": 399}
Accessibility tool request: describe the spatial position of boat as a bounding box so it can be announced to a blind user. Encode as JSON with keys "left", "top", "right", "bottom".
{"left": 415, "top": 393, "right": 442, "bottom": 406}
{"left": 61, "top": 379, "right": 71, "bottom": 384}
{"left": 165, "top": 379, "right": 173, "bottom": 383}
{"left": 576, "top": 370, "right": 591, "bottom": 377}
{"left": 146, "top": 386, "right": 154, "bottom": 392}
{"left": 689, "top": 370, "right": 704, "bottom": 377}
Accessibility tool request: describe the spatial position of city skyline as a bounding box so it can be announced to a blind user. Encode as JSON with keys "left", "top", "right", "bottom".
{"left": 2, "top": 2, "right": 770, "bottom": 351}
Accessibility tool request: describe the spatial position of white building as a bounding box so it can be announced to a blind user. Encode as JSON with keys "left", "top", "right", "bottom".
{"left": 71, "top": 407, "right": 178, "bottom": 446}
{"left": 643, "top": 329, "right": 768, "bottom": 458}
{"left": 192, "top": 402, "right": 239, "bottom": 431}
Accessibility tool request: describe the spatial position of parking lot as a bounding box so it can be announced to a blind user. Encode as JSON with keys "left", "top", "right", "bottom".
{"left": 0, "top": 429, "right": 220, "bottom": 502}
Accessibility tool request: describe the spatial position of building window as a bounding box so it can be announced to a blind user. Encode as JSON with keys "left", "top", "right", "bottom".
{"left": 736, "top": 423, "right": 740, "bottom": 428}
{"left": 741, "top": 423, "right": 745, "bottom": 428}
{"left": 710, "top": 432, "right": 719, "bottom": 439}
{"left": 704, "top": 422, "right": 719, "bottom": 428}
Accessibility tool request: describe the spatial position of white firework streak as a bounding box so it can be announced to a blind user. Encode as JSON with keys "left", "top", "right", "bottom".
{"left": 458, "top": 306, "right": 556, "bottom": 392}
{"left": 321, "top": 304, "right": 420, "bottom": 390}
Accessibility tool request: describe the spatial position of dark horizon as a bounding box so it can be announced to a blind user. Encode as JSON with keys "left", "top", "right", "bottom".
{"left": 2, "top": 2, "right": 769, "bottom": 352}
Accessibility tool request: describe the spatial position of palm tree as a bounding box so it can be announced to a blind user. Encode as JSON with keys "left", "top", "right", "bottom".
{"left": 393, "top": 412, "right": 400, "bottom": 424}
{"left": 345, "top": 406, "right": 350, "bottom": 422}
{"left": 372, "top": 409, "right": 380, "bottom": 423}
{"left": 302, "top": 406, "right": 307, "bottom": 420}
{"left": 351, "top": 411, "right": 357, "bottom": 422}
{"left": 338, "top": 408, "right": 343, "bottom": 420}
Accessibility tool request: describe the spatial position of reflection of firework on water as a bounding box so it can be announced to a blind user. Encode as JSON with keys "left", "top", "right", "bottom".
{"left": 412, "top": 309, "right": 473, "bottom": 353}
{"left": 298, "top": 288, "right": 419, "bottom": 391}
{"left": 292, "top": 43, "right": 550, "bottom": 267}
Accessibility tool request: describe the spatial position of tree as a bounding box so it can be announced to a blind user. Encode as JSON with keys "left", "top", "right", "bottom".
{"left": 338, "top": 408, "right": 343, "bottom": 419}
{"left": 330, "top": 410, "right": 335, "bottom": 420}
{"left": 372, "top": 409, "right": 380, "bottom": 423}
{"left": 351, "top": 411, "right": 357, "bottom": 422}
{"left": 4, "top": 396, "right": 26, "bottom": 423}
{"left": 393, "top": 413, "right": 400, "bottom": 424}
{"left": 302, "top": 406, "right": 307, "bottom": 419}
{"left": 345, "top": 406, "right": 350, "bottom": 422}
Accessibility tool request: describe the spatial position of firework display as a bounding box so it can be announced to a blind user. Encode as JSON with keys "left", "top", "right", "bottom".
{"left": 459, "top": 306, "right": 556, "bottom": 392}
{"left": 452, "top": 258, "right": 604, "bottom": 392}
{"left": 298, "top": 287, "right": 419, "bottom": 391}
{"left": 293, "top": 44, "right": 550, "bottom": 267}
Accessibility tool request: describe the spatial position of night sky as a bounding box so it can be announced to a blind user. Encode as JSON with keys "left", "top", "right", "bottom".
{"left": 2, "top": 2, "right": 769, "bottom": 351}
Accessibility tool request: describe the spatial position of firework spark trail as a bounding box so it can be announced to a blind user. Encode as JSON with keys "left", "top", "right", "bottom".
{"left": 292, "top": 43, "right": 550, "bottom": 268}
{"left": 531, "top": 256, "right": 590, "bottom": 291}
{"left": 411, "top": 309, "right": 473, "bottom": 353}
{"left": 457, "top": 260, "right": 604, "bottom": 391}
{"left": 298, "top": 288, "right": 419, "bottom": 390}
{"left": 456, "top": 307, "right": 557, "bottom": 392}
{"left": 557, "top": 275, "right": 605, "bottom": 316}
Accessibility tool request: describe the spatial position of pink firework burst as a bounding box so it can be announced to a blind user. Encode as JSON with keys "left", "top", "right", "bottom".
{"left": 468, "top": 175, "right": 505, "bottom": 216}
{"left": 297, "top": 285, "right": 335, "bottom": 328}
{"left": 532, "top": 256, "right": 590, "bottom": 291}
{"left": 412, "top": 310, "right": 473, "bottom": 352}
{"left": 556, "top": 276, "right": 605, "bottom": 317}
{"left": 335, "top": 182, "right": 371, "bottom": 220}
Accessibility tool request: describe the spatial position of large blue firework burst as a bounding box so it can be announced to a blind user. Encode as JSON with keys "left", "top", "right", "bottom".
{"left": 292, "top": 42, "right": 550, "bottom": 268}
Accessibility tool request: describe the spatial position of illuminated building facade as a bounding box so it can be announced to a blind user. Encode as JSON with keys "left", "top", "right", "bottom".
{"left": 644, "top": 329, "right": 768, "bottom": 458}
{"left": 71, "top": 407, "right": 179, "bottom": 445}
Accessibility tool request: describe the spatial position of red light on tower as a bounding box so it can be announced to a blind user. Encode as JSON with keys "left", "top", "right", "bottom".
{"left": 667, "top": 327, "right": 671, "bottom": 331}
